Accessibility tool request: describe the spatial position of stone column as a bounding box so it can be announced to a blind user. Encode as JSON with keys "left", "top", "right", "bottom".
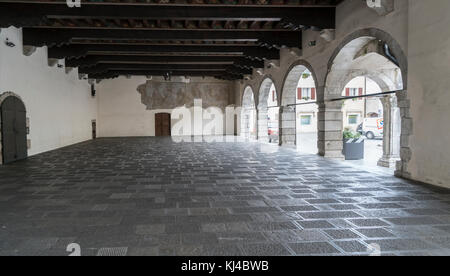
{"left": 318, "top": 101, "right": 344, "bottom": 160}
{"left": 240, "top": 108, "right": 250, "bottom": 139}
{"left": 257, "top": 108, "right": 269, "bottom": 143}
{"left": 378, "top": 95, "right": 401, "bottom": 168}
{"left": 251, "top": 109, "right": 258, "bottom": 140}
{"left": 279, "top": 106, "right": 296, "bottom": 147}
{"left": 394, "top": 90, "right": 412, "bottom": 178}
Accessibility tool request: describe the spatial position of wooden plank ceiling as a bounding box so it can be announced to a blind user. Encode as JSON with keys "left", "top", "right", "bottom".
{"left": 0, "top": 0, "right": 342, "bottom": 80}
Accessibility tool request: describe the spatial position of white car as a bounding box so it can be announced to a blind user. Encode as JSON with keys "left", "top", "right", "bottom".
{"left": 359, "top": 118, "right": 384, "bottom": 139}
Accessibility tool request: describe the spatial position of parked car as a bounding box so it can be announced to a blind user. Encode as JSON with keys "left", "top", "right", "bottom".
{"left": 358, "top": 117, "right": 383, "bottom": 139}
{"left": 268, "top": 128, "right": 279, "bottom": 143}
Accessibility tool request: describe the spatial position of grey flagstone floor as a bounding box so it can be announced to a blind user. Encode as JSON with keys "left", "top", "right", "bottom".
{"left": 1, "top": 137, "right": 450, "bottom": 256}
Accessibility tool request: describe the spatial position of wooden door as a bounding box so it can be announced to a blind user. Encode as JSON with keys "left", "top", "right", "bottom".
{"left": 1, "top": 97, "right": 27, "bottom": 164}
{"left": 155, "top": 113, "right": 171, "bottom": 136}
{"left": 92, "top": 120, "right": 97, "bottom": 139}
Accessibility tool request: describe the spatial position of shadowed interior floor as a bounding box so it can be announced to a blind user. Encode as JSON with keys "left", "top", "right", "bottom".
{"left": 1, "top": 137, "right": 450, "bottom": 256}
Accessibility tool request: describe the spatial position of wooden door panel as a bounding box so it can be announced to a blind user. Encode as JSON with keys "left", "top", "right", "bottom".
{"left": 155, "top": 113, "right": 162, "bottom": 136}
{"left": 162, "top": 114, "right": 171, "bottom": 136}
{"left": 155, "top": 113, "right": 171, "bottom": 137}
{"left": 14, "top": 105, "right": 28, "bottom": 160}
{"left": 1, "top": 97, "right": 27, "bottom": 164}
{"left": 2, "top": 132, "right": 16, "bottom": 163}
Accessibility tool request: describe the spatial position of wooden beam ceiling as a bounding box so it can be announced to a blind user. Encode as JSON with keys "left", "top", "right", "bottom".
{"left": 0, "top": 0, "right": 342, "bottom": 80}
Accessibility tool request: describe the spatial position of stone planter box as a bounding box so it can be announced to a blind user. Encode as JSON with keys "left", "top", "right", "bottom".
{"left": 343, "top": 138, "right": 365, "bottom": 160}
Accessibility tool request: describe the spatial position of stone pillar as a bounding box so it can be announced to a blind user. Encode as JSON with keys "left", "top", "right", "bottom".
{"left": 279, "top": 106, "right": 296, "bottom": 147}
{"left": 318, "top": 101, "right": 344, "bottom": 160}
{"left": 395, "top": 90, "right": 412, "bottom": 178}
{"left": 378, "top": 95, "right": 401, "bottom": 168}
{"left": 240, "top": 108, "right": 250, "bottom": 139}
{"left": 257, "top": 108, "right": 269, "bottom": 143}
{"left": 251, "top": 109, "right": 258, "bottom": 141}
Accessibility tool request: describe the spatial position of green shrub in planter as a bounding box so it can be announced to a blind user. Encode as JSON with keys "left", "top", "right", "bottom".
{"left": 343, "top": 129, "right": 362, "bottom": 139}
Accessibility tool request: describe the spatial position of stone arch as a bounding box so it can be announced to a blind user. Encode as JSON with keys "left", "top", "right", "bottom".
{"left": 240, "top": 86, "right": 257, "bottom": 140}
{"left": 0, "top": 92, "right": 28, "bottom": 165}
{"left": 340, "top": 70, "right": 395, "bottom": 94}
{"left": 321, "top": 28, "right": 409, "bottom": 176}
{"left": 241, "top": 85, "right": 256, "bottom": 108}
{"left": 257, "top": 77, "right": 277, "bottom": 109}
{"left": 339, "top": 75, "right": 401, "bottom": 169}
{"left": 326, "top": 51, "right": 404, "bottom": 100}
{"left": 279, "top": 60, "right": 319, "bottom": 147}
{"left": 281, "top": 60, "right": 319, "bottom": 106}
{"left": 325, "top": 28, "right": 407, "bottom": 97}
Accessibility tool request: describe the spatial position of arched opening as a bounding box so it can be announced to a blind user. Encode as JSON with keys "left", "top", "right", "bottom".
{"left": 340, "top": 76, "right": 401, "bottom": 171}
{"left": 296, "top": 70, "right": 318, "bottom": 154}
{"left": 257, "top": 78, "right": 278, "bottom": 144}
{"left": 241, "top": 86, "right": 257, "bottom": 140}
{"left": 324, "top": 29, "right": 406, "bottom": 173}
{"left": 0, "top": 94, "right": 28, "bottom": 164}
{"left": 281, "top": 62, "right": 318, "bottom": 151}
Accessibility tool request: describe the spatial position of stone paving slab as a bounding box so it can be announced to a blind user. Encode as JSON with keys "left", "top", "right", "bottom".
{"left": 0, "top": 137, "right": 450, "bottom": 256}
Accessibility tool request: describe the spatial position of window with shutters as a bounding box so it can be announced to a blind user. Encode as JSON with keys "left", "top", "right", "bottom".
{"left": 298, "top": 88, "right": 316, "bottom": 100}
{"left": 346, "top": 88, "right": 364, "bottom": 100}
{"left": 298, "top": 87, "right": 316, "bottom": 101}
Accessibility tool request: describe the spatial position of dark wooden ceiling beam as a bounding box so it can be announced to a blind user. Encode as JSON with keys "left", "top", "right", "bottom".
{"left": 88, "top": 70, "right": 244, "bottom": 80}
{"left": 78, "top": 64, "right": 245, "bottom": 75}
{"left": 22, "top": 28, "right": 301, "bottom": 48}
{"left": 65, "top": 55, "right": 265, "bottom": 69}
{"left": 0, "top": 2, "right": 336, "bottom": 30}
{"left": 48, "top": 44, "right": 280, "bottom": 60}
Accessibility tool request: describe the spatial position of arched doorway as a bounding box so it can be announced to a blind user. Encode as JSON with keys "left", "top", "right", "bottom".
{"left": 323, "top": 29, "right": 406, "bottom": 173}
{"left": 340, "top": 76, "right": 401, "bottom": 170}
{"left": 241, "top": 86, "right": 257, "bottom": 140}
{"left": 281, "top": 61, "right": 319, "bottom": 150}
{"left": 257, "top": 78, "right": 278, "bottom": 144}
{"left": 1, "top": 94, "right": 28, "bottom": 164}
{"left": 296, "top": 70, "right": 318, "bottom": 154}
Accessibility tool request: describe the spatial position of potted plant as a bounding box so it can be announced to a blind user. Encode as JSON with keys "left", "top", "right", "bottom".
{"left": 342, "top": 128, "right": 365, "bottom": 160}
{"left": 302, "top": 73, "right": 310, "bottom": 79}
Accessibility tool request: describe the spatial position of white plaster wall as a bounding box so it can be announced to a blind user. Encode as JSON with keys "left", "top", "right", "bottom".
{"left": 97, "top": 76, "right": 153, "bottom": 137}
{"left": 97, "top": 76, "right": 234, "bottom": 137}
{"left": 406, "top": 0, "right": 450, "bottom": 188}
{"left": 0, "top": 27, "right": 97, "bottom": 156}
